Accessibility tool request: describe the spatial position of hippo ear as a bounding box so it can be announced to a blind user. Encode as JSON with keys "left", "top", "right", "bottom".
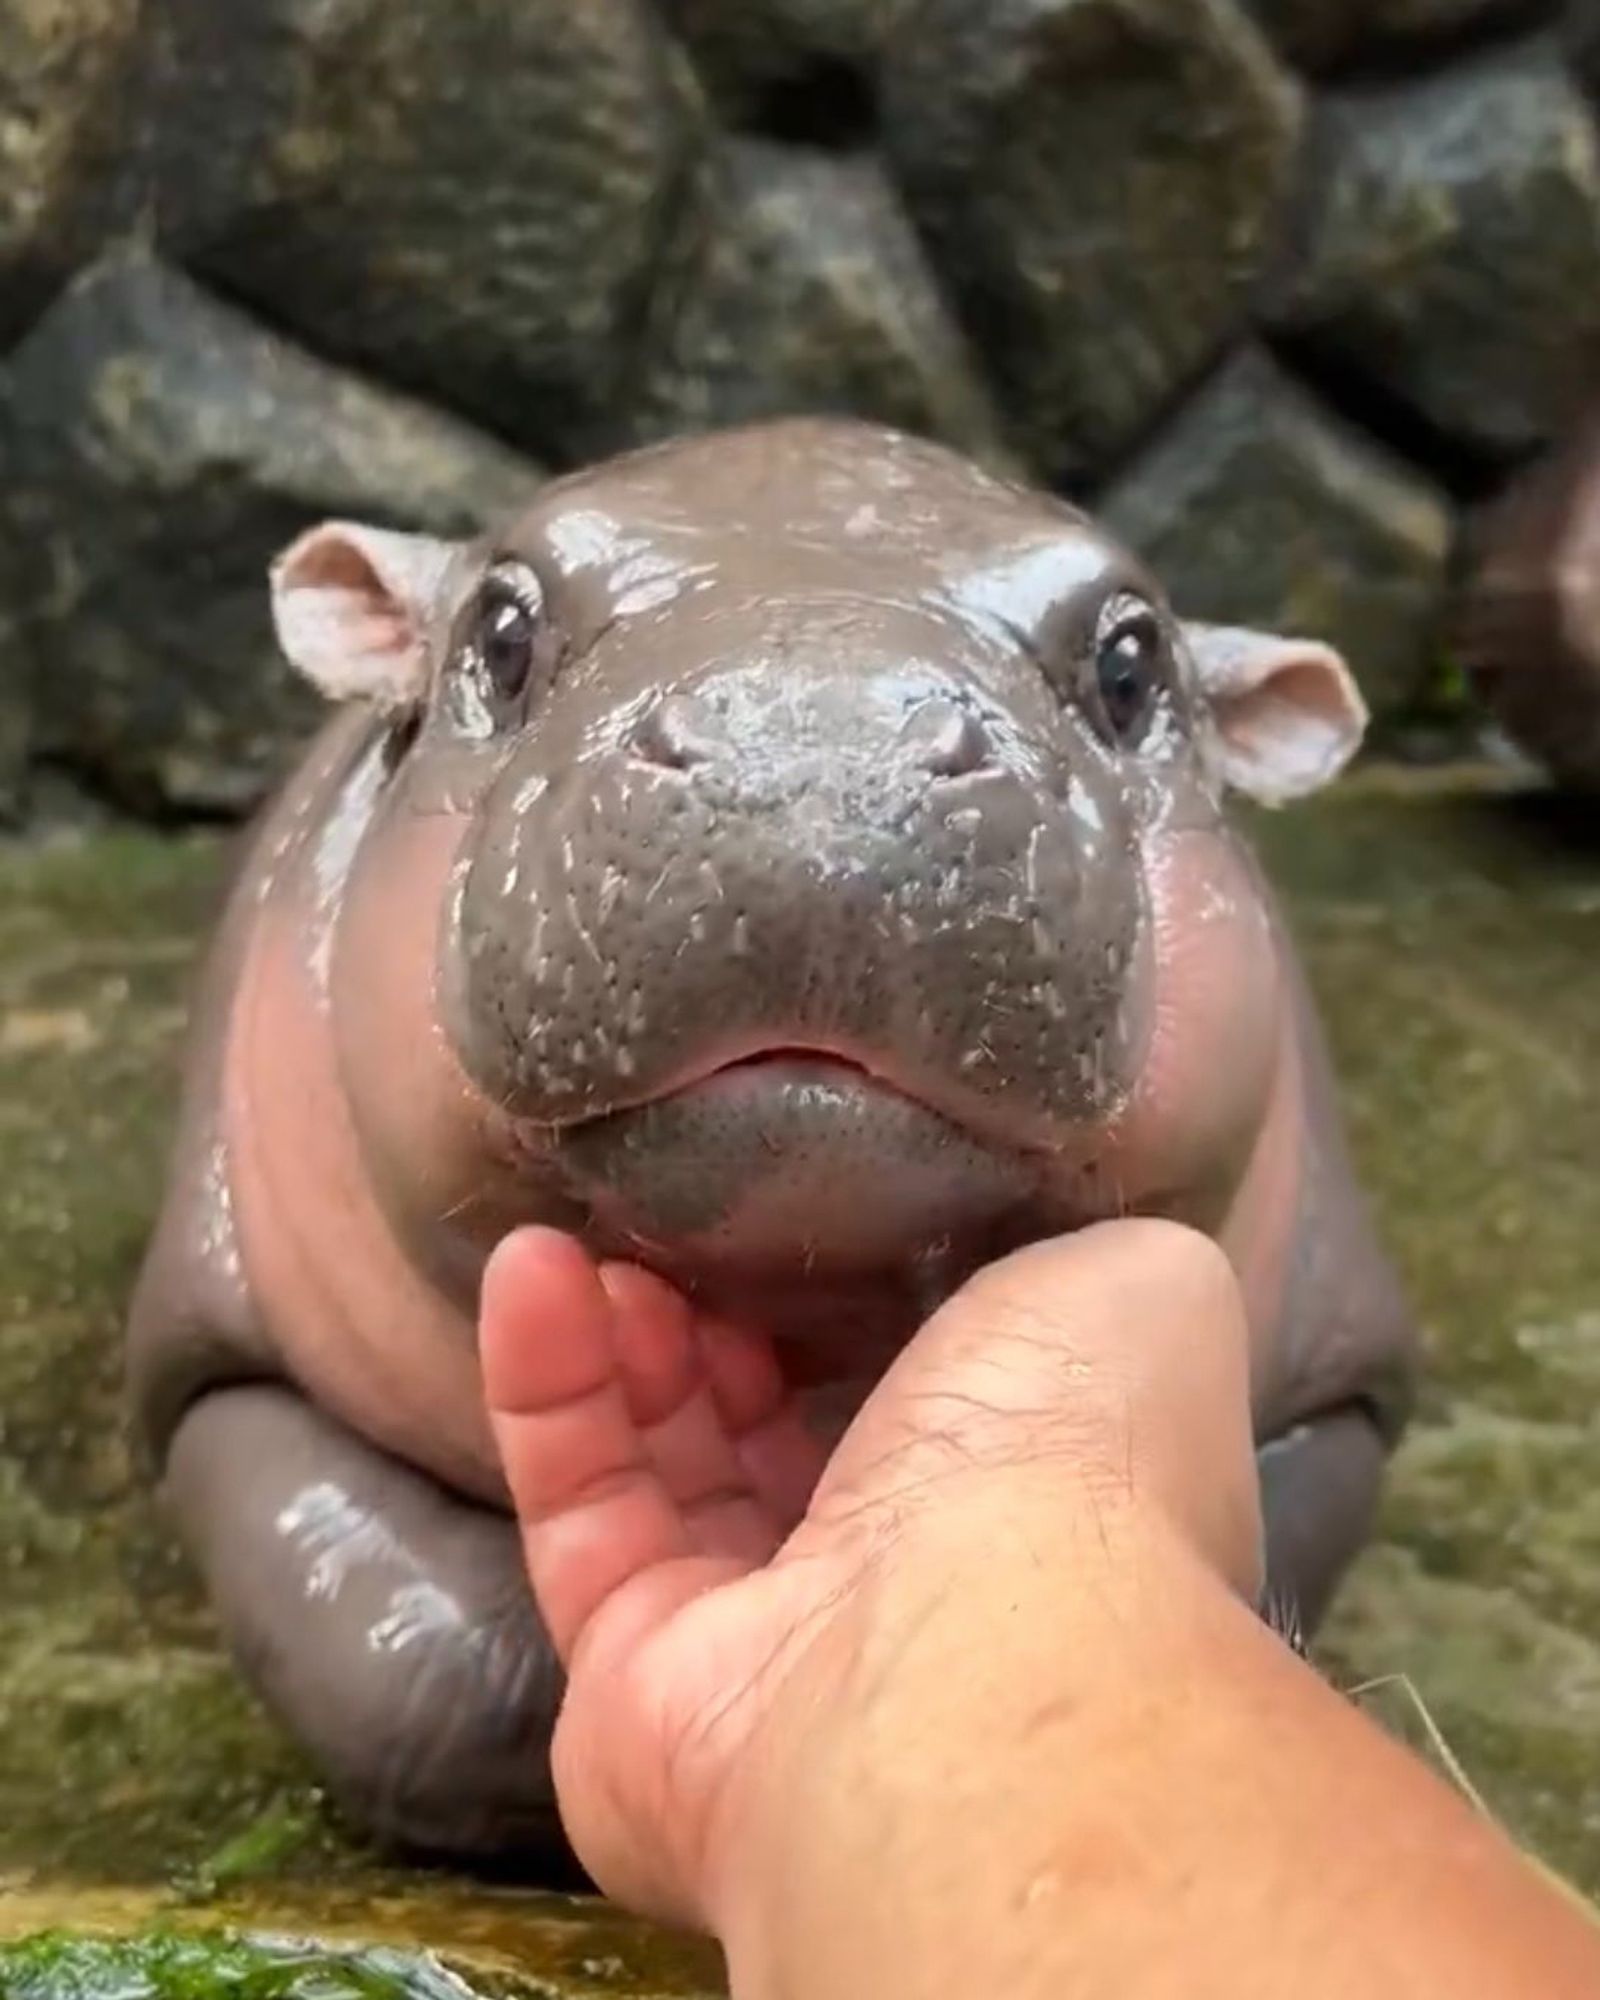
{"left": 1183, "top": 623, "right": 1368, "bottom": 806}
{"left": 270, "top": 522, "right": 461, "bottom": 708}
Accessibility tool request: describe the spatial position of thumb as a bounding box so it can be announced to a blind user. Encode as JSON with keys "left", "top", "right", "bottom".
{"left": 808, "top": 1219, "right": 1265, "bottom": 1601}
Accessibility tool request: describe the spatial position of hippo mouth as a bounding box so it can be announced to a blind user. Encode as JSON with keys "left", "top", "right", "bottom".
{"left": 544, "top": 1038, "right": 1049, "bottom": 1279}
{"left": 677, "top": 1040, "right": 893, "bottom": 1086}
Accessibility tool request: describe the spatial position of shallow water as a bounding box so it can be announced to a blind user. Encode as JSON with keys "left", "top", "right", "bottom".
{"left": 0, "top": 767, "right": 1596, "bottom": 1984}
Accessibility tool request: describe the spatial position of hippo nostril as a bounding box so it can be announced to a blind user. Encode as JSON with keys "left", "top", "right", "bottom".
{"left": 906, "top": 698, "right": 990, "bottom": 779}
{"left": 634, "top": 694, "right": 719, "bottom": 772}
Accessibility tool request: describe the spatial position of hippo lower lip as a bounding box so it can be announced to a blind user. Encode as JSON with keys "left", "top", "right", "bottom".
{"left": 551, "top": 1053, "right": 1044, "bottom": 1275}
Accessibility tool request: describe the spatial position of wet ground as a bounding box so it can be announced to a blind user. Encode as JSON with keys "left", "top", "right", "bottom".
{"left": 0, "top": 766, "right": 1596, "bottom": 1989}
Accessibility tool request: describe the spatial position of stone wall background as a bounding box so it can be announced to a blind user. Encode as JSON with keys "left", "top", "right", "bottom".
{"left": 0, "top": 0, "right": 1596, "bottom": 825}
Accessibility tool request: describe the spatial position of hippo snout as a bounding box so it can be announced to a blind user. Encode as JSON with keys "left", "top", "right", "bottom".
{"left": 443, "top": 642, "right": 1146, "bottom": 1231}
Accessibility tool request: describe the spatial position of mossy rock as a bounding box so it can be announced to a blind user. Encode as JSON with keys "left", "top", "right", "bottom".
{"left": 4, "top": 0, "right": 1600, "bottom": 808}
{"left": 0, "top": 251, "right": 541, "bottom": 820}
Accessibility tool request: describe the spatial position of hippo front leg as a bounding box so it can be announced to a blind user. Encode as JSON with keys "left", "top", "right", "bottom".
{"left": 164, "top": 1383, "right": 568, "bottom": 1864}
{"left": 1248, "top": 904, "right": 1418, "bottom": 1641}
{"left": 1257, "top": 1410, "right": 1388, "bottom": 1638}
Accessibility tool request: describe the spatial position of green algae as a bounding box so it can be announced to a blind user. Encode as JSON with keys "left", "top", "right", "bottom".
{"left": 0, "top": 1930, "right": 507, "bottom": 2000}
{"left": 0, "top": 769, "right": 1597, "bottom": 1975}
{"left": 0, "top": 1923, "right": 694, "bottom": 2000}
{"left": 0, "top": 1891, "right": 720, "bottom": 2000}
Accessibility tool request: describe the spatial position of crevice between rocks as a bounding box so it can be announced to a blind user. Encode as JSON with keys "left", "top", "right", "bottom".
{"left": 1261, "top": 0, "right": 1564, "bottom": 91}
{"left": 1265, "top": 329, "right": 1537, "bottom": 502}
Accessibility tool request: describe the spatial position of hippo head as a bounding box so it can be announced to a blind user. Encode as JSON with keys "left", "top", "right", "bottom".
{"left": 271, "top": 420, "right": 1363, "bottom": 1364}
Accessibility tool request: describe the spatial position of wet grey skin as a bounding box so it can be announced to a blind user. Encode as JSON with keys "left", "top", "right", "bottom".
{"left": 127, "top": 419, "right": 1417, "bottom": 1868}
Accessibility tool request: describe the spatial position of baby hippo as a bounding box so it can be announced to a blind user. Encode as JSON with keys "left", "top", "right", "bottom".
{"left": 129, "top": 419, "right": 1415, "bottom": 1862}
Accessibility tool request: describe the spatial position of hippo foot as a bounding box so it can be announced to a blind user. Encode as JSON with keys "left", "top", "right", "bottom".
{"left": 164, "top": 1383, "right": 572, "bottom": 1867}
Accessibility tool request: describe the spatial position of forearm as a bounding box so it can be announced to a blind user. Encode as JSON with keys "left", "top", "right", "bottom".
{"left": 718, "top": 1490, "right": 1600, "bottom": 2000}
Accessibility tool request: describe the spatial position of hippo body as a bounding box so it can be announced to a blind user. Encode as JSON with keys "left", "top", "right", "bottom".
{"left": 129, "top": 419, "right": 1415, "bottom": 1862}
{"left": 1459, "top": 406, "right": 1600, "bottom": 792}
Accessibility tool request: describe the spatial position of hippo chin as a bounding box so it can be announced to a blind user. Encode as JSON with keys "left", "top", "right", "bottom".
{"left": 128, "top": 417, "right": 1416, "bottom": 1864}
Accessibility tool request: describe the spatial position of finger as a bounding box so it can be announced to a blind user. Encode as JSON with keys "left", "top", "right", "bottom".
{"left": 527, "top": 1475, "right": 697, "bottom": 1660}
{"left": 731, "top": 1408, "right": 829, "bottom": 1536}
{"left": 482, "top": 1229, "right": 701, "bottom": 1659}
{"left": 481, "top": 1226, "right": 616, "bottom": 1414}
{"left": 599, "top": 1263, "right": 701, "bottom": 1426}
{"left": 482, "top": 1229, "right": 641, "bottom": 1519}
{"left": 636, "top": 1384, "right": 751, "bottom": 1511}
{"left": 602, "top": 1264, "right": 766, "bottom": 1522}
{"left": 699, "top": 1314, "right": 787, "bottom": 1430}
{"left": 700, "top": 1317, "right": 828, "bottom": 1530}
{"left": 605, "top": 1266, "right": 822, "bottom": 1543}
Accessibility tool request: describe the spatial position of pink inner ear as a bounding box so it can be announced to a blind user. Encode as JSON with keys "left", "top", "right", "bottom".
{"left": 272, "top": 522, "right": 443, "bottom": 706}
{"left": 282, "top": 535, "right": 415, "bottom": 652}
{"left": 1227, "top": 656, "right": 1355, "bottom": 761}
{"left": 1188, "top": 625, "right": 1367, "bottom": 803}
{"left": 337, "top": 601, "right": 415, "bottom": 661}
{"left": 1264, "top": 655, "right": 1362, "bottom": 737}
{"left": 285, "top": 531, "right": 384, "bottom": 597}
{"left": 1222, "top": 665, "right": 1364, "bottom": 800}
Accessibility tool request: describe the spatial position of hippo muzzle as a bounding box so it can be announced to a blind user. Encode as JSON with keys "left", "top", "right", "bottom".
{"left": 444, "top": 598, "right": 1148, "bottom": 1279}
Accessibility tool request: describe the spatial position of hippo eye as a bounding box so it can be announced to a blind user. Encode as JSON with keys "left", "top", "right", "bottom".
{"left": 468, "top": 564, "right": 545, "bottom": 707}
{"left": 479, "top": 589, "right": 535, "bottom": 699}
{"left": 1091, "top": 601, "right": 1167, "bottom": 748}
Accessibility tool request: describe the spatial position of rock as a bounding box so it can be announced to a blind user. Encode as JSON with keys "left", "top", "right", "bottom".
{"left": 0, "top": 0, "right": 138, "bottom": 339}
{"left": 1243, "top": 0, "right": 1541, "bottom": 75}
{"left": 1271, "top": 42, "right": 1600, "bottom": 463}
{"left": 1455, "top": 410, "right": 1600, "bottom": 791}
{"left": 619, "top": 139, "right": 1011, "bottom": 462}
{"left": 0, "top": 721, "right": 28, "bottom": 827}
{"left": 0, "top": 635, "right": 30, "bottom": 826}
{"left": 1100, "top": 349, "right": 1454, "bottom": 717}
{"left": 135, "top": 0, "right": 703, "bottom": 462}
{"left": 1568, "top": 0, "right": 1600, "bottom": 98}
{"left": 662, "top": 0, "right": 890, "bottom": 137}
{"left": 0, "top": 250, "right": 542, "bottom": 818}
{"left": 881, "top": 0, "right": 1303, "bottom": 484}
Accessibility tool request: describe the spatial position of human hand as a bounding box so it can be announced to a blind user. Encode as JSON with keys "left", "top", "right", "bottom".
{"left": 479, "top": 1219, "right": 1263, "bottom": 1935}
